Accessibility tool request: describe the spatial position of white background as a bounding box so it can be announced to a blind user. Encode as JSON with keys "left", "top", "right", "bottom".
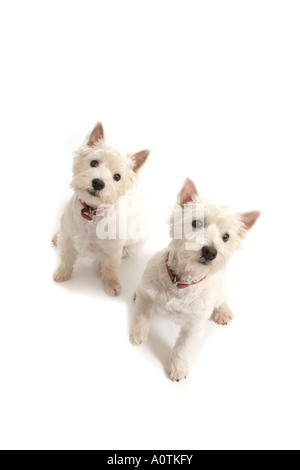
{"left": 0, "top": 0, "right": 299, "bottom": 450}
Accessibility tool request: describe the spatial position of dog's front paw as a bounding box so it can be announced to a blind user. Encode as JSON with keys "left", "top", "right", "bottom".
{"left": 103, "top": 278, "right": 122, "bottom": 297}
{"left": 168, "top": 360, "right": 189, "bottom": 382}
{"left": 129, "top": 327, "right": 148, "bottom": 346}
{"left": 53, "top": 266, "right": 72, "bottom": 282}
{"left": 213, "top": 304, "right": 233, "bottom": 325}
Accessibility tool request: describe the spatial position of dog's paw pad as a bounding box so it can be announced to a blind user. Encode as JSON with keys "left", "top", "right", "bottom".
{"left": 213, "top": 306, "right": 233, "bottom": 325}
{"left": 103, "top": 279, "right": 122, "bottom": 297}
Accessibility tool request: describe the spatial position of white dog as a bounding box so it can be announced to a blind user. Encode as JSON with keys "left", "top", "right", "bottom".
{"left": 53, "top": 122, "right": 150, "bottom": 296}
{"left": 130, "top": 178, "right": 260, "bottom": 381}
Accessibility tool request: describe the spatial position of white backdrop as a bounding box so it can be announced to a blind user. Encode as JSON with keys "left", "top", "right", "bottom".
{"left": 0, "top": 0, "right": 299, "bottom": 450}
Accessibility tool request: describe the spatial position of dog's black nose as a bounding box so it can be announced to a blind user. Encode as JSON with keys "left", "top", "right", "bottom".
{"left": 92, "top": 179, "right": 105, "bottom": 191}
{"left": 202, "top": 246, "right": 218, "bottom": 261}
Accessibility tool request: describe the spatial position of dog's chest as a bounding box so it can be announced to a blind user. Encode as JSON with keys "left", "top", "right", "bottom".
{"left": 143, "top": 251, "right": 224, "bottom": 324}
{"left": 72, "top": 217, "right": 121, "bottom": 258}
{"left": 155, "top": 289, "right": 214, "bottom": 325}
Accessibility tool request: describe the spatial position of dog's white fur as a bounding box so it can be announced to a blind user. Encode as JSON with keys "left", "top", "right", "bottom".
{"left": 53, "top": 123, "right": 150, "bottom": 296}
{"left": 130, "top": 178, "right": 260, "bottom": 381}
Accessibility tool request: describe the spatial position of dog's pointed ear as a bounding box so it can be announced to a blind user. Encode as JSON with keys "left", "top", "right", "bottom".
{"left": 88, "top": 122, "right": 104, "bottom": 147}
{"left": 178, "top": 178, "right": 198, "bottom": 207}
{"left": 131, "top": 150, "right": 150, "bottom": 173}
{"left": 240, "top": 211, "right": 261, "bottom": 233}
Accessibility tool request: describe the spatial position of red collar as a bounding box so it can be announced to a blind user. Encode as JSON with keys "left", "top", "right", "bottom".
{"left": 166, "top": 252, "right": 207, "bottom": 289}
{"left": 79, "top": 200, "right": 110, "bottom": 221}
{"left": 80, "top": 200, "right": 99, "bottom": 221}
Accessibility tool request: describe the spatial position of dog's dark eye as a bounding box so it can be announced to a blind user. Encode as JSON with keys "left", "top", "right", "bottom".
{"left": 114, "top": 174, "right": 121, "bottom": 181}
{"left": 90, "top": 160, "right": 99, "bottom": 168}
{"left": 223, "top": 233, "right": 230, "bottom": 243}
{"left": 192, "top": 220, "right": 203, "bottom": 229}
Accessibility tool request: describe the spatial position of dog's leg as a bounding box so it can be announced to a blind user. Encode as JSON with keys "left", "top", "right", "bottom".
{"left": 212, "top": 302, "right": 233, "bottom": 325}
{"left": 169, "top": 320, "right": 206, "bottom": 382}
{"left": 129, "top": 290, "right": 153, "bottom": 346}
{"left": 101, "top": 251, "right": 123, "bottom": 297}
{"left": 53, "top": 235, "right": 77, "bottom": 282}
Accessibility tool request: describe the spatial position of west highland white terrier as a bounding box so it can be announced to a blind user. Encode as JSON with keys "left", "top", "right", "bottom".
{"left": 130, "top": 178, "right": 260, "bottom": 381}
{"left": 53, "top": 122, "right": 150, "bottom": 296}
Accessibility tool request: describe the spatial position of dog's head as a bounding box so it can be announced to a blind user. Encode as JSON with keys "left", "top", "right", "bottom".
{"left": 71, "top": 123, "right": 150, "bottom": 206}
{"left": 170, "top": 178, "right": 261, "bottom": 278}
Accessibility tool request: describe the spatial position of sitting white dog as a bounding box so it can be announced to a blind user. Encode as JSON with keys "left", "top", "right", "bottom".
{"left": 53, "top": 122, "right": 150, "bottom": 296}
{"left": 130, "top": 178, "right": 260, "bottom": 381}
